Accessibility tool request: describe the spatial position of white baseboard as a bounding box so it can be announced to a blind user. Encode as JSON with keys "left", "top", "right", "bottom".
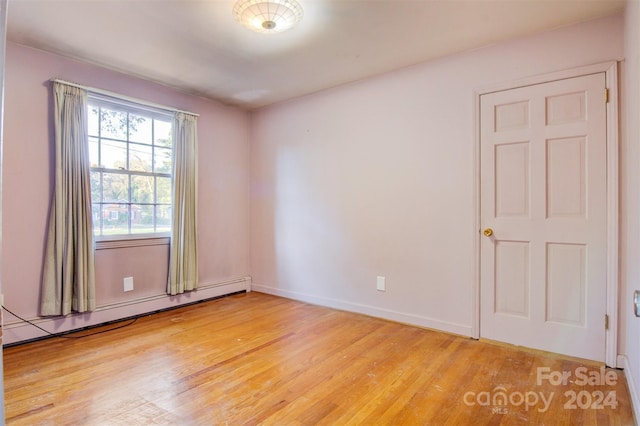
{"left": 617, "top": 354, "right": 640, "bottom": 424}
{"left": 252, "top": 283, "right": 473, "bottom": 337}
{"left": 3, "top": 276, "right": 251, "bottom": 345}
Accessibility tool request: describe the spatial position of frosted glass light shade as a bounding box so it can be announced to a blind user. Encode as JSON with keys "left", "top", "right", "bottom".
{"left": 233, "top": 0, "right": 304, "bottom": 34}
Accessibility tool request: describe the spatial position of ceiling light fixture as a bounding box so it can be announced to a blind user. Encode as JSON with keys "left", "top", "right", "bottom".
{"left": 233, "top": 0, "right": 304, "bottom": 34}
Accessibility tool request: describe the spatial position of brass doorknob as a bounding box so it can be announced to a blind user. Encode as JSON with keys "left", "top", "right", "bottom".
{"left": 483, "top": 228, "right": 494, "bottom": 237}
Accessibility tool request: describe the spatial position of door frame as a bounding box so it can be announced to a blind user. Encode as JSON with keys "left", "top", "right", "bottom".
{"left": 472, "top": 61, "right": 619, "bottom": 367}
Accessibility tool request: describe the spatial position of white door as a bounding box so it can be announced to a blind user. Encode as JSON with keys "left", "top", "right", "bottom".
{"left": 480, "top": 73, "right": 607, "bottom": 362}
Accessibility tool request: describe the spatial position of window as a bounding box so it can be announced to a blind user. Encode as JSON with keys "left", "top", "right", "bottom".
{"left": 88, "top": 95, "right": 173, "bottom": 238}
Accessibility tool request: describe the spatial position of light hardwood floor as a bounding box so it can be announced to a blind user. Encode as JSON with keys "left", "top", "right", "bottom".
{"left": 4, "top": 292, "right": 636, "bottom": 425}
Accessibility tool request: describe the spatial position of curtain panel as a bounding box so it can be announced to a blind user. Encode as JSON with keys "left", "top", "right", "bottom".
{"left": 41, "top": 82, "right": 96, "bottom": 316}
{"left": 167, "top": 112, "right": 198, "bottom": 295}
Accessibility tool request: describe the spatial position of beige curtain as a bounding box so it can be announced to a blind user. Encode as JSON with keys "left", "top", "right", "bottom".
{"left": 167, "top": 112, "right": 198, "bottom": 295}
{"left": 41, "top": 82, "right": 96, "bottom": 316}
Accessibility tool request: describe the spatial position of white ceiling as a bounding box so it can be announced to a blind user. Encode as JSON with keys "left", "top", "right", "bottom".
{"left": 6, "top": 0, "right": 625, "bottom": 109}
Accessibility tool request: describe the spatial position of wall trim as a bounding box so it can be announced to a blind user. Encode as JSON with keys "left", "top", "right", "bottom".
{"left": 617, "top": 355, "right": 640, "bottom": 423}
{"left": 252, "top": 283, "right": 472, "bottom": 337}
{"left": 604, "top": 61, "right": 620, "bottom": 368}
{"left": 472, "top": 61, "right": 620, "bottom": 366}
{"left": 3, "top": 276, "right": 251, "bottom": 345}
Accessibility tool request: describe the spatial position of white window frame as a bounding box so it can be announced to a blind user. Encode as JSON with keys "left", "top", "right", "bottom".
{"left": 88, "top": 93, "right": 173, "bottom": 243}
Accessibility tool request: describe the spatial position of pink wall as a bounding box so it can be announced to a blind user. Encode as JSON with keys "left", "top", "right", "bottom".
{"left": 249, "top": 14, "right": 624, "bottom": 336}
{"left": 621, "top": 0, "right": 640, "bottom": 417}
{"left": 2, "top": 43, "right": 251, "bottom": 343}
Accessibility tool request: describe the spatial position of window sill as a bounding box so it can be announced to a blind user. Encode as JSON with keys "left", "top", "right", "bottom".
{"left": 95, "top": 236, "right": 170, "bottom": 250}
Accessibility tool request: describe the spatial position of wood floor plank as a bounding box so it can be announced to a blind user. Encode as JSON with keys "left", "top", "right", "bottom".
{"left": 4, "top": 292, "right": 636, "bottom": 425}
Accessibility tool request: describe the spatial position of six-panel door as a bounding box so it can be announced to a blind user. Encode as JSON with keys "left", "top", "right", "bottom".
{"left": 480, "top": 73, "right": 607, "bottom": 362}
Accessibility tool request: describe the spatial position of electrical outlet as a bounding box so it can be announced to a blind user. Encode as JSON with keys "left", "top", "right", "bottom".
{"left": 376, "top": 276, "right": 386, "bottom": 292}
{"left": 124, "top": 277, "right": 134, "bottom": 292}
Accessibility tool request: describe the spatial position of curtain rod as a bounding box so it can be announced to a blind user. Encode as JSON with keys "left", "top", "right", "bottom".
{"left": 50, "top": 79, "right": 199, "bottom": 117}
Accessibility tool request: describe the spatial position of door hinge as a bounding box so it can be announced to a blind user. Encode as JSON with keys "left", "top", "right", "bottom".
{"left": 605, "top": 314, "right": 609, "bottom": 330}
{"left": 605, "top": 88, "right": 610, "bottom": 104}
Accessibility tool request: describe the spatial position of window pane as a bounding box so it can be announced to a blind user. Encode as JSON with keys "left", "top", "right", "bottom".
{"left": 88, "top": 96, "right": 174, "bottom": 238}
{"left": 90, "top": 171, "right": 101, "bottom": 203}
{"left": 131, "top": 204, "right": 154, "bottom": 234}
{"left": 156, "top": 205, "right": 172, "bottom": 232}
{"left": 102, "top": 173, "right": 129, "bottom": 202}
{"left": 131, "top": 175, "right": 154, "bottom": 203}
{"left": 154, "top": 120, "right": 172, "bottom": 147}
{"left": 100, "top": 108, "right": 128, "bottom": 140}
{"left": 157, "top": 176, "right": 172, "bottom": 204}
{"left": 89, "top": 137, "right": 100, "bottom": 168}
{"left": 102, "top": 204, "right": 129, "bottom": 235}
{"left": 154, "top": 147, "right": 172, "bottom": 173}
{"left": 129, "top": 143, "right": 153, "bottom": 173}
{"left": 101, "top": 140, "right": 127, "bottom": 169}
{"left": 88, "top": 106, "right": 99, "bottom": 137}
{"left": 129, "top": 114, "right": 152, "bottom": 145}
{"left": 92, "top": 204, "right": 102, "bottom": 236}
